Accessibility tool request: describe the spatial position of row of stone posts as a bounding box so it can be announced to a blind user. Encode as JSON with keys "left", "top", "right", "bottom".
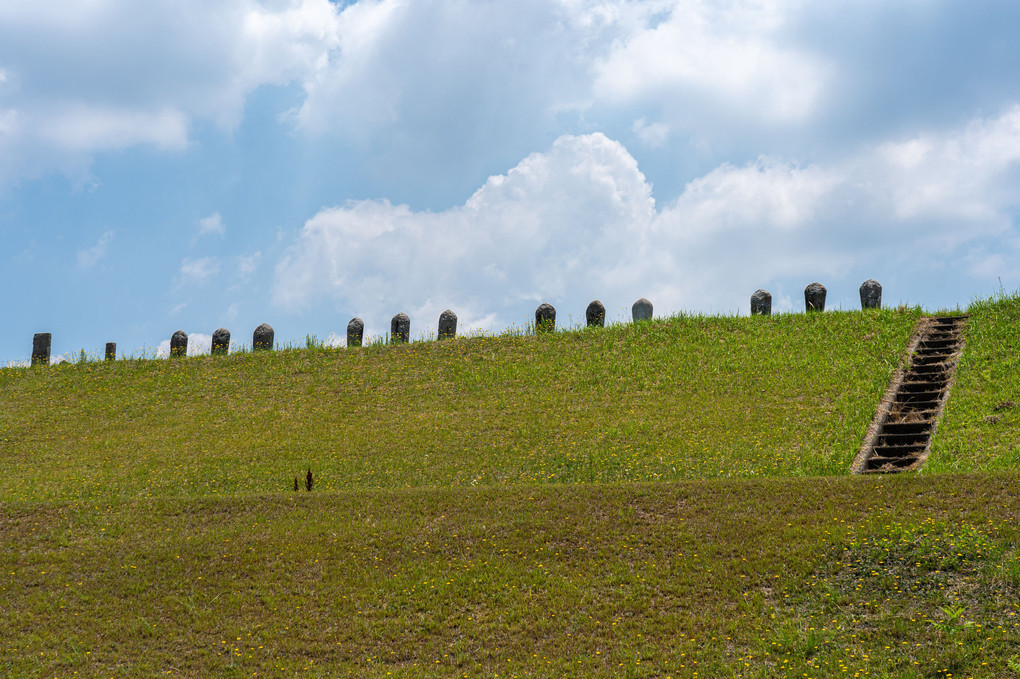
{"left": 533, "top": 297, "right": 654, "bottom": 334}
{"left": 342, "top": 298, "right": 655, "bottom": 346}
{"left": 750, "top": 280, "right": 883, "bottom": 315}
{"left": 25, "top": 283, "right": 887, "bottom": 365}
{"left": 168, "top": 323, "right": 275, "bottom": 358}
{"left": 343, "top": 308, "right": 460, "bottom": 347}
{"left": 27, "top": 323, "right": 278, "bottom": 365}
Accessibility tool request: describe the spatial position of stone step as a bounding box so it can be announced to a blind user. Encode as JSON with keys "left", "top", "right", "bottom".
{"left": 876, "top": 432, "right": 929, "bottom": 447}
{"left": 881, "top": 421, "right": 933, "bottom": 435}
{"left": 899, "top": 379, "right": 948, "bottom": 392}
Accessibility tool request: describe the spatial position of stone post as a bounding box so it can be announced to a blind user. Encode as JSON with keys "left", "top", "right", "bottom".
{"left": 253, "top": 323, "right": 274, "bottom": 351}
{"left": 586, "top": 300, "right": 605, "bottom": 328}
{"left": 170, "top": 330, "right": 188, "bottom": 358}
{"left": 859, "top": 279, "right": 882, "bottom": 309}
{"left": 750, "top": 289, "right": 772, "bottom": 316}
{"left": 632, "top": 298, "right": 653, "bottom": 322}
{"left": 804, "top": 282, "right": 826, "bottom": 312}
{"left": 391, "top": 313, "right": 410, "bottom": 344}
{"left": 347, "top": 317, "right": 364, "bottom": 348}
{"left": 105, "top": 342, "right": 117, "bottom": 362}
{"left": 31, "top": 333, "right": 51, "bottom": 366}
{"left": 438, "top": 310, "right": 457, "bottom": 340}
{"left": 535, "top": 303, "right": 556, "bottom": 333}
{"left": 211, "top": 328, "right": 230, "bottom": 356}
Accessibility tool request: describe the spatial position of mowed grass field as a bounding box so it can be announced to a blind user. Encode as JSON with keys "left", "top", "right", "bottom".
{"left": 3, "top": 298, "right": 1020, "bottom": 677}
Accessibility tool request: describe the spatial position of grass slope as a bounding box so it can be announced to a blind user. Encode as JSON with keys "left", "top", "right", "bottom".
{"left": 3, "top": 476, "right": 1019, "bottom": 677}
{"left": 931, "top": 292, "right": 1020, "bottom": 472}
{"left": 4, "top": 300, "right": 1020, "bottom": 677}
{"left": 1, "top": 309, "right": 919, "bottom": 502}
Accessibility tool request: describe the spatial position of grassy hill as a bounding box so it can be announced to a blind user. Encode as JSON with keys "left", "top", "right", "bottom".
{"left": 2, "top": 298, "right": 1019, "bottom": 677}
{"left": 2, "top": 309, "right": 920, "bottom": 502}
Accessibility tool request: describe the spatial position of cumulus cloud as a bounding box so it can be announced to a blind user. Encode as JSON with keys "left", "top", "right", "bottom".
{"left": 76, "top": 230, "right": 114, "bottom": 269}
{"left": 869, "top": 107, "right": 1020, "bottom": 224}
{"left": 4, "top": 0, "right": 1017, "bottom": 198}
{"left": 593, "top": 0, "right": 831, "bottom": 124}
{"left": 274, "top": 133, "right": 655, "bottom": 332}
{"left": 274, "top": 109, "right": 1020, "bottom": 330}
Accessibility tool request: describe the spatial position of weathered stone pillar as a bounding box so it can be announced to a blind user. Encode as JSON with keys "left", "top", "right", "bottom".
{"left": 804, "top": 282, "right": 826, "bottom": 312}
{"left": 535, "top": 303, "right": 556, "bottom": 333}
{"left": 438, "top": 310, "right": 457, "bottom": 340}
{"left": 170, "top": 330, "right": 188, "bottom": 358}
{"left": 632, "top": 298, "right": 653, "bottom": 322}
{"left": 31, "top": 333, "right": 51, "bottom": 366}
{"left": 586, "top": 300, "right": 605, "bottom": 328}
{"left": 105, "top": 342, "right": 117, "bottom": 362}
{"left": 211, "top": 328, "right": 230, "bottom": 356}
{"left": 391, "top": 313, "right": 410, "bottom": 344}
{"left": 347, "top": 317, "right": 364, "bottom": 348}
{"left": 253, "top": 323, "right": 274, "bottom": 351}
{"left": 859, "top": 279, "right": 882, "bottom": 309}
{"left": 750, "top": 289, "right": 772, "bottom": 316}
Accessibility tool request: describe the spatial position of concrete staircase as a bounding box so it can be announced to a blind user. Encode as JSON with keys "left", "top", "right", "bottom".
{"left": 852, "top": 316, "right": 967, "bottom": 474}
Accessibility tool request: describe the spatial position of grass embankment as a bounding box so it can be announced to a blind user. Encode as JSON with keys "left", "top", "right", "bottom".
{"left": 3, "top": 302, "right": 1020, "bottom": 677}
{"left": 3, "top": 476, "right": 1019, "bottom": 677}
{"left": 0, "top": 310, "right": 919, "bottom": 502}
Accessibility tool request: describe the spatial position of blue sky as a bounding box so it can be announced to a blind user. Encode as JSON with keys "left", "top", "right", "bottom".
{"left": 3, "top": 0, "right": 1020, "bottom": 364}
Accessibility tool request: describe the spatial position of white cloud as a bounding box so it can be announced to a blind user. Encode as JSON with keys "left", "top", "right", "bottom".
{"left": 38, "top": 107, "right": 188, "bottom": 152}
{"left": 666, "top": 159, "right": 841, "bottom": 236}
{"left": 177, "top": 257, "right": 221, "bottom": 287}
{"left": 631, "top": 117, "right": 670, "bottom": 147}
{"left": 870, "top": 107, "right": 1020, "bottom": 223}
{"left": 4, "top": 0, "right": 1010, "bottom": 200}
{"left": 291, "top": 0, "right": 642, "bottom": 185}
{"left": 237, "top": 251, "right": 262, "bottom": 279}
{"left": 2, "top": 0, "right": 1019, "bottom": 192}
{"left": 76, "top": 229, "right": 114, "bottom": 269}
{"left": 198, "top": 213, "right": 226, "bottom": 237}
{"left": 273, "top": 108, "right": 1020, "bottom": 329}
{"left": 274, "top": 133, "right": 656, "bottom": 332}
{"left": 0, "top": 0, "right": 341, "bottom": 185}
{"left": 594, "top": 0, "right": 830, "bottom": 124}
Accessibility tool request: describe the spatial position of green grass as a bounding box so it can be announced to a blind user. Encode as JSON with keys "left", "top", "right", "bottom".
{"left": 3, "top": 299, "right": 1020, "bottom": 677}
{"left": 3, "top": 475, "right": 1018, "bottom": 677}
{"left": 0, "top": 309, "right": 919, "bottom": 503}
{"left": 930, "top": 291, "right": 1020, "bottom": 472}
